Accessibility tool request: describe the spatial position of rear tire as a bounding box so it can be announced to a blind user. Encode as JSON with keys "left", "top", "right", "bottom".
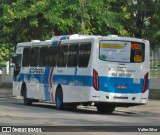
{"left": 55, "top": 87, "right": 64, "bottom": 110}
{"left": 96, "top": 104, "right": 115, "bottom": 113}
{"left": 22, "top": 86, "right": 32, "bottom": 105}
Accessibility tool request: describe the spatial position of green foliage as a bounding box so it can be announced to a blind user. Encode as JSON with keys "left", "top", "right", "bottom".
{"left": 0, "top": 44, "right": 9, "bottom": 68}
{"left": 145, "top": 0, "right": 160, "bottom": 48}
{"left": 120, "top": 0, "right": 155, "bottom": 38}
{"left": 0, "top": 0, "right": 159, "bottom": 67}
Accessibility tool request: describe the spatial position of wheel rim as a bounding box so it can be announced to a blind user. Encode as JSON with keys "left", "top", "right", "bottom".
{"left": 56, "top": 94, "right": 61, "bottom": 108}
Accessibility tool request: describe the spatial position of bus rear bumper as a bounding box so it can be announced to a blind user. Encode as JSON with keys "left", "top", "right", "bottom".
{"left": 90, "top": 89, "right": 149, "bottom": 106}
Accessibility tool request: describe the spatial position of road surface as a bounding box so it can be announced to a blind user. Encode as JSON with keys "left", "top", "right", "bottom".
{"left": 0, "top": 87, "right": 159, "bottom": 134}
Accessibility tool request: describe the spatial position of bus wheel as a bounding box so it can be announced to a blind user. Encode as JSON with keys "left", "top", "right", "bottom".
{"left": 96, "top": 104, "right": 115, "bottom": 113}
{"left": 55, "top": 87, "right": 64, "bottom": 110}
{"left": 22, "top": 86, "right": 32, "bottom": 105}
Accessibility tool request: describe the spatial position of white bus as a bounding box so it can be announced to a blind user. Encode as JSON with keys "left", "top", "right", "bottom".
{"left": 13, "top": 34, "right": 150, "bottom": 113}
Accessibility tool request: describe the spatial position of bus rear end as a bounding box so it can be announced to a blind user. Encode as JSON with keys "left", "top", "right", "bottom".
{"left": 91, "top": 36, "right": 150, "bottom": 112}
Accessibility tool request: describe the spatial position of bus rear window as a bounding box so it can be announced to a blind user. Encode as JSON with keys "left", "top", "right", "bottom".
{"left": 99, "top": 40, "right": 145, "bottom": 63}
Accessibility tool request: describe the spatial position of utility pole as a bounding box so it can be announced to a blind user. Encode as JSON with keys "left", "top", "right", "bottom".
{"left": 79, "top": 0, "right": 87, "bottom": 33}
{"left": 8, "top": 44, "right": 11, "bottom": 74}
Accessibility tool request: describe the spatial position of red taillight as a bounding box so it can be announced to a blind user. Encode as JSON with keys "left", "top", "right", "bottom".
{"left": 93, "top": 69, "right": 99, "bottom": 91}
{"left": 142, "top": 72, "right": 149, "bottom": 93}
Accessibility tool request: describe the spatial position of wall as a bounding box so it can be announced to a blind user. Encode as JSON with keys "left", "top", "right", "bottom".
{"left": 0, "top": 74, "right": 13, "bottom": 86}
{"left": 0, "top": 67, "right": 13, "bottom": 86}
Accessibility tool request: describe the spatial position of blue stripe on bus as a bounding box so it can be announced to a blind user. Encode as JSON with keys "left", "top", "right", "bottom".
{"left": 44, "top": 67, "right": 52, "bottom": 101}
{"left": 60, "top": 35, "right": 68, "bottom": 40}
{"left": 52, "top": 40, "right": 59, "bottom": 45}
{"left": 16, "top": 73, "right": 148, "bottom": 94}
{"left": 15, "top": 67, "right": 149, "bottom": 101}
{"left": 99, "top": 77, "right": 145, "bottom": 93}
{"left": 52, "top": 35, "right": 68, "bottom": 45}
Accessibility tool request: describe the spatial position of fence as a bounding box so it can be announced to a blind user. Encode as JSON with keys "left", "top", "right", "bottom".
{"left": 0, "top": 67, "right": 13, "bottom": 86}
{"left": 150, "top": 48, "right": 160, "bottom": 78}
{"left": 149, "top": 47, "right": 160, "bottom": 89}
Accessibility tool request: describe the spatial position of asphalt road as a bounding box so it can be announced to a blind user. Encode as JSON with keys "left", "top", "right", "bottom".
{"left": 0, "top": 87, "right": 160, "bottom": 135}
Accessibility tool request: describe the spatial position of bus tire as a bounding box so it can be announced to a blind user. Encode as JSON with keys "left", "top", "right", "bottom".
{"left": 55, "top": 87, "right": 64, "bottom": 110}
{"left": 21, "top": 86, "right": 32, "bottom": 105}
{"left": 96, "top": 104, "right": 115, "bottom": 113}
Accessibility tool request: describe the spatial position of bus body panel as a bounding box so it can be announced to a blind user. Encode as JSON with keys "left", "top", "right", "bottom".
{"left": 12, "top": 35, "right": 150, "bottom": 108}
{"left": 91, "top": 38, "right": 150, "bottom": 105}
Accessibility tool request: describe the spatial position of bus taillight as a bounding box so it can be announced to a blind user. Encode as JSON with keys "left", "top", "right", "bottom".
{"left": 93, "top": 69, "right": 99, "bottom": 91}
{"left": 142, "top": 72, "right": 149, "bottom": 93}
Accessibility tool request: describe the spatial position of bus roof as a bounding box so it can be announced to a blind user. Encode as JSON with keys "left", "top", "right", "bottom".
{"left": 17, "top": 34, "right": 99, "bottom": 47}
{"left": 17, "top": 34, "right": 147, "bottom": 47}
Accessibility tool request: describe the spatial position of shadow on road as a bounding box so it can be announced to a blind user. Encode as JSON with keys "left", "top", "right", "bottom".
{"left": 2, "top": 95, "right": 160, "bottom": 118}
{"left": 31, "top": 102, "right": 135, "bottom": 116}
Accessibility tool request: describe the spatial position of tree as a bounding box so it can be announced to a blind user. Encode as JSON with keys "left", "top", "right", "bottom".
{"left": 116, "top": 0, "right": 156, "bottom": 38}
{"left": 0, "top": 0, "right": 160, "bottom": 69}
{"left": 146, "top": 0, "right": 160, "bottom": 48}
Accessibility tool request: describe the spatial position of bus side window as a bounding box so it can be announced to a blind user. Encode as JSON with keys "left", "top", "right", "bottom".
{"left": 22, "top": 47, "right": 30, "bottom": 67}
{"left": 78, "top": 43, "right": 91, "bottom": 67}
{"left": 30, "top": 47, "right": 40, "bottom": 67}
{"left": 67, "top": 45, "right": 79, "bottom": 67}
{"left": 39, "top": 47, "right": 48, "bottom": 67}
{"left": 57, "top": 46, "right": 68, "bottom": 67}
{"left": 48, "top": 46, "right": 58, "bottom": 67}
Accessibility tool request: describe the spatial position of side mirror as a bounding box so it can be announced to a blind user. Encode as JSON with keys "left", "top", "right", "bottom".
{"left": 12, "top": 55, "right": 21, "bottom": 66}
{"left": 12, "top": 56, "right": 17, "bottom": 64}
{"left": 12, "top": 54, "right": 21, "bottom": 69}
{"left": 12, "top": 55, "right": 21, "bottom": 76}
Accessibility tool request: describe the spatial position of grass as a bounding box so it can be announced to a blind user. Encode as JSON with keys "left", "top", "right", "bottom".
{"left": 149, "top": 89, "right": 160, "bottom": 99}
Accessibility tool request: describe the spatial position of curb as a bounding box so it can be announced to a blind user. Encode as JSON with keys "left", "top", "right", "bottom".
{"left": 0, "top": 95, "right": 23, "bottom": 99}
